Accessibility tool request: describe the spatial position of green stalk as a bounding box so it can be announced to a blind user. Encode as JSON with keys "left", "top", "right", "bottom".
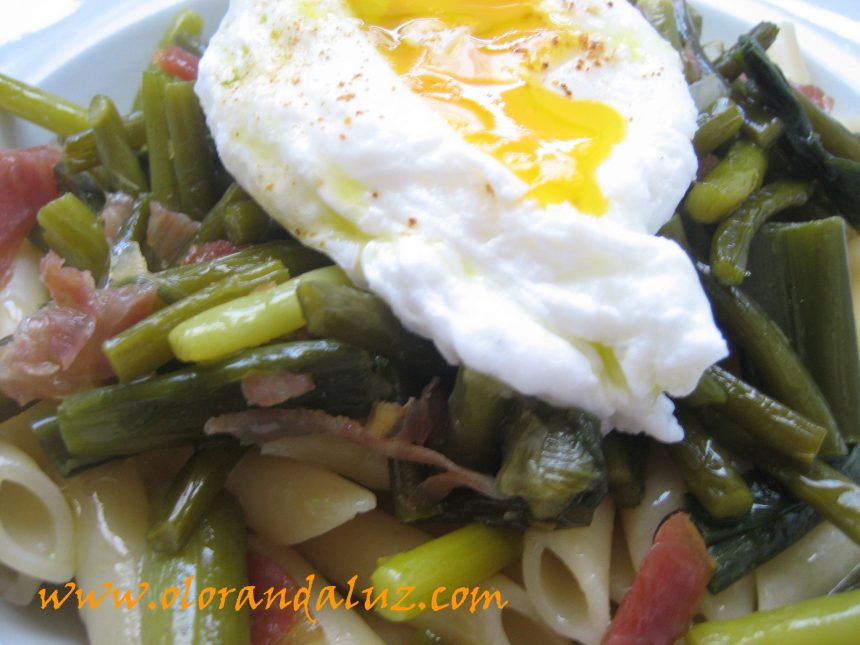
{"left": 142, "top": 71, "right": 180, "bottom": 209}
{"left": 104, "top": 260, "right": 291, "bottom": 382}
{"left": 602, "top": 431, "right": 647, "bottom": 508}
{"left": 669, "top": 407, "right": 752, "bottom": 519}
{"left": 703, "top": 366, "right": 827, "bottom": 465}
{"left": 164, "top": 81, "right": 215, "bottom": 218}
{"left": 297, "top": 280, "right": 449, "bottom": 382}
{"left": 710, "top": 180, "right": 815, "bottom": 285}
{"left": 713, "top": 21, "right": 780, "bottom": 81}
{"left": 0, "top": 72, "right": 88, "bottom": 136}
{"left": 31, "top": 415, "right": 107, "bottom": 477}
{"left": 795, "top": 88, "right": 860, "bottom": 162}
{"left": 187, "top": 184, "right": 246, "bottom": 247}
{"left": 685, "top": 140, "right": 768, "bottom": 223}
{"left": 147, "top": 438, "right": 246, "bottom": 554}
{"left": 223, "top": 200, "right": 270, "bottom": 246}
{"left": 699, "top": 265, "right": 845, "bottom": 457}
{"left": 442, "top": 368, "right": 510, "bottom": 473}
{"left": 121, "top": 241, "right": 329, "bottom": 304}
{"left": 63, "top": 112, "right": 146, "bottom": 174}
{"left": 496, "top": 402, "right": 606, "bottom": 524}
{"left": 688, "top": 588, "right": 860, "bottom": 645}
{"left": 746, "top": 219, "right": 860, "bottom": 443}
{"left": 37, "top": 193, "right": 109, "bottom": 282}
{"left": 694, "top": 98, "right": 744, "bottom": 155}
{"left": 370, "top": 524, "right": 520, "bottom": 621}
{"left": 141, "top": 492, "right": 250, "bottom": 645}
{"left": 169, "top": 266, "right": 349, "bottom": 363}
{"left": 131, "top": 8, "right": 204, "bottom": 111}
{"left": 57, "top": 341, "right": 393, "bottom": 459}
{"left": 89, "top": 95, "right": 148, "bottom": 196}
{"left": 705, "top": 412, "right": 860, "bottom": 545}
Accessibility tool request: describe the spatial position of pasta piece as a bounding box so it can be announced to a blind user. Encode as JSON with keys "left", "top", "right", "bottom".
{"left": 261, "top": 434, "right": 390, "bottom": 490}
{"left": 0, "top": 239, "right": 48, "bottom": 338}
{"left": 766, "top": 22, "right": 811, "bottom": 85}
{"left": 609, "top": 512, "right": 635, "bottom": 606}
{"left": 250, "top": 536, "right": 385, "bottom": 644}
{"left": 228, "top": 453, "right": 376, "bottom": 545}
{"left": 66, "top": 459, "right": 149, "bottom": 645}
{"left": 0, "top": 562, "right": 42, "bottom": 606}
{"left": 522, "top": 499, "right": 614, "bottom": 645}
{"left": 0, "top": 440, "right": 74, "bottom": 583}
{"left": 359, "top": 606, "right": 426, "bottom": 644}
{"left": 698, "top": 574, "right": 756, "bottom": 621}
{"left": 486, "top": 574, "right": 570, "bottom": 645}
{"left": 134, "top": 446, "right": 194, "bottom": 493}
{"left": 0, "top": 400, "right": 57, "bottom": 468}
{"left": 619, "top": 446, "right": 687, "bottom": 569}
{"left": 297, "top": 509, "right": 567, "bottom": 645}
{"left": 295, "top": 509, "right": 425, "bottom": 588}
{"left": 756, "top": 521, "right": 860, "bottom": 610}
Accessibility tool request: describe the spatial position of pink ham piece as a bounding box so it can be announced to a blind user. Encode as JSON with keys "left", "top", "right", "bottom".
{"left": 146, "top": 201, "right": 200, "bottom": 266}
{"left": 181, "top": 240, "right": 242, "bottom": 265}
{"left": 248, "top": 549, "right": 318, "bottom": 645}
{"left": 205, "top": 404, "right": 504, "bottom": 502}
{"left": 154, "top": 46, "right": 200, "bottom": 82}
{"left": 794, "top": 82, "right": 835, "bottom": 112}
{"left": 241, "top": 372, "right": 316, "bottom": 407}
{"left": 602, "top": 512, "right": 715, "bottom": 645}
{"left": 0, "top": 252, "right": 156, "bottom": 404}
{"left": 99, "top": 193, "right": 135, "bottom": 244}
{"left": 0, "top": 146, "right": 61, "bottom": 287}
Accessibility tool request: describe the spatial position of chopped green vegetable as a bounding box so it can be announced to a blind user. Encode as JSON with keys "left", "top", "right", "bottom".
{"left": 164, "top": 81, "right": 216, "bottom": 218}
{"left": 297, "top": 280, "right": 449, "bottom": 382}
{"left": 746, "top": 219, "right": 860, "bottom": 444}
{"left": 0, "top": 72, "right": 89, "bottom": 136}
{"left": 702, "top": 366, "right": 827, "bottom": 465}
{"left": 370, "top": 524, "right": 520, "bottom": 621}
{"left": 104, "top": 260, "right": 291, "bottom": 381}
{"left": 710, "top": 180, "right": 815, "bottom": 285}
{"left": 602, "top": 431, "right": 647, "bottom": 508}
{"left": 169, "top": 265, "right": 349, "bottom": 363}
{"left": 694, "top": 97, "right": 744, "bottom": 155}
{"left": 688, "top": 588, "right": 860, "bottom": 645}
{"left": 713, "top": 22, "right": 779, "bottom": 81}
{"left": 685, "top": 140, "right": 768, "bottom": 223}
{"left": 37, "top": 193, "right": 109, "bottom": 283}
{"left": 699, "top": 265, "right": 845, "bottom": 457}
{"left": 669, "top": 407, "right": 752, "bottom": 519}
{"left": 142, "top": 70, "right": 180, "bottom": 209}
{"left": 496, "top": 402, "right": 606, "bottom": 524}
{"left": 705, "top": 411, "right": 860, "bottom": 546}
{"left": 442, "top": 368, "right": 510, "bottom": 473}
{"left": 63, "top": 111, "right": 147, "bottom": 174}
{"left": 57, "top": 340, "right": 394, "bottom": 459}
{"left": 147, "top": 437, "right": 246, "bottom": 554}
{"left": 223, "top": 200, "right": 270, "bottom": 246}
{"left": 89, "top": 95, "right": 148, "bottom": 196}
{"left": 737, "top": 37, "right": 860, "bottom": 226}
{"left": 142, "top": 492, "right": 250, "bottom": 645}
{"left": 123, "top": 241, "right": 329, "bottom": 304}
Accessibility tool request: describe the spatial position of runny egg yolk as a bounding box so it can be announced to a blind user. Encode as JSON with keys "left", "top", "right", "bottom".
{"left": 348, "top": 0, "right": 628, "bottom": 214}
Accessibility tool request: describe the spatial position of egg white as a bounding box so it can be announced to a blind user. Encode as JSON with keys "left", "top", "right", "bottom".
{"left": 196, "top": 0, "right": 727, "bottom": 440}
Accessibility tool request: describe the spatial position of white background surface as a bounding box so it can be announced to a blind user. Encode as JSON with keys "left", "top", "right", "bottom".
{"left": 0, "top": 0, "right": 858, "bottom": 643}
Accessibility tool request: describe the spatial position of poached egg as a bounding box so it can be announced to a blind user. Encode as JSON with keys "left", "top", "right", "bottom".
{"left": 196, "top": 0, "right": 727, "bottom": 441}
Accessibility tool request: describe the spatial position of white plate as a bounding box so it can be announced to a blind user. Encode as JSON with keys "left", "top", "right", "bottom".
{"left": 0, "top": 1, "right": 859, "bottom": 643}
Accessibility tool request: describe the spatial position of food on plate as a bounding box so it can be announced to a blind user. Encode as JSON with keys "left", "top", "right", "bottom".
{"left": 0, "top": 1, "right": 860, "bottom": 644}
{"left": 196, "top": 0, "right": 727, "bottom": 442}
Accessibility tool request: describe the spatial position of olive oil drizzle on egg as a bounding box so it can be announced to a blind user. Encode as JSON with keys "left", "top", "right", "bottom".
{"left": 349, "top": 0, "right": 627, "bottom": 214}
